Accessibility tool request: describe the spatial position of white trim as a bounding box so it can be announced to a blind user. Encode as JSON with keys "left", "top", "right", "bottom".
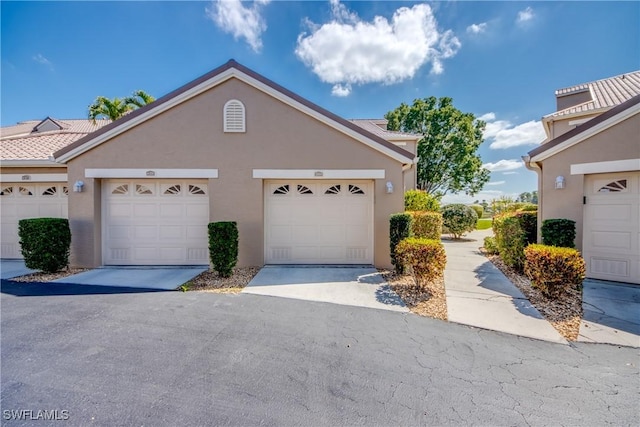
{"left": 85, "top": 168, "right": 218, "bottom": 178}
{"left": 0, "top": 173, "right": 68, "bottom": 183}
{"left": 571, "top": 159, "right": 640, "bottom": 175}
{"left": 0, "top": 159, "right": 65, "bottom": 167}
{"left": 532, "top": 103, "right": 640, "bottom": 162}
{"left": 252, "top": 169, "right": 385, "bottom": 179}
{"left": 54, "top": 67, "right": 413, "bottom": 164}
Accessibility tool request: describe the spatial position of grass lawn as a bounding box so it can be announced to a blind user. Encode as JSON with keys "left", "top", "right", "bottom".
{"left": 476, "top": 218, "right": 493, "bottom": 230}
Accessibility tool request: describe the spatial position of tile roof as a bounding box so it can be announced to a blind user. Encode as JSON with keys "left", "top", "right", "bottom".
{"left": 529, "top": 94, "right": 640, "bottom": 159}
{"left": 1, "top": 118, "right": 110, "bottom": 161}
{"left": 547, "top": 70, "right": 640, "bottom": 118}
{"left": 349, "top": 119, "right": 420, "bottom": 141}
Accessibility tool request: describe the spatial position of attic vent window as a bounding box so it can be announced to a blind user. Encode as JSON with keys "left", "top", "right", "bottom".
{"left": 224, "top": 99, "right": 246, "bottom": 133}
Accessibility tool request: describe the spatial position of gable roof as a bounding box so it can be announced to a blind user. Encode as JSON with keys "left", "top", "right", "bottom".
{"left": 546, "top": 70, "right": 640, "bottom": 120}
{"left": 1, "top": 118, "right": 110, "bottom": 164}
{"left": 53, "top": 59, "right": 415, "bottom": 164}
{"left": 528, "top": 94, "right": 640, "bottom": 162}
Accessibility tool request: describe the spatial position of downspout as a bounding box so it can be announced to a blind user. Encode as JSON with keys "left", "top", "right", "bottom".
{"left": 523, "top": 155, "right": 542, "bottom": 243}
{"left": 401, "top": 156, "right": 419, "bottom": 191}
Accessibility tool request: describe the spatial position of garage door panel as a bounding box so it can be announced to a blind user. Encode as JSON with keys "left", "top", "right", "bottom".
{"left": 265, "top": 180, "right": 373, "bottom": 264}
{"left": 133, "top": 204, "right": 157, "bottom": 218}
{"left": 591, "top": 231, "right": 631, "bottom": 250}
{"left": 584, "top": 172, "right": 639, "bottom": 284}
{"left": 104, "top": 180, "right": 208, "bottom": 265}
{"left": 591, "top": 204, "right": 632, "bottom": 221}
{"left": 0, "top": 183, "right": 68, "bottom": 259}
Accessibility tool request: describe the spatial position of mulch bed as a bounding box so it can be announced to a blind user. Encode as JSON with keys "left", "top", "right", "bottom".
{"left": 185, "top": 267, "right": 260, "bottom": 293}
{"left": 381, "top": 270, "right": 448, "bottom": 321}
{"left": 10, "top": 268, "right": 89, "bottom": 283}
{"left": 484, "top": 251, "right": 583, "bottom": 341}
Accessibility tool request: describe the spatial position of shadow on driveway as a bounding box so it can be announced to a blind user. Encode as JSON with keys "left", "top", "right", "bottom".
{"left": 1, "top": 279, "right": 167, "bottom": 297}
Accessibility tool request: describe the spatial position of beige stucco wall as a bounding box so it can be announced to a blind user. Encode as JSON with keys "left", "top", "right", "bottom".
{"left": 66, "top": 78, "right": 406, "bottom": 268}
{"left": 0, "top": 166, "right": 67, "bottom": 176}
{"left": 538, "top": 112, "right": 640, "bottom": 250}
{"left": 545, "top": 113, "right": 599, "bottom": 140}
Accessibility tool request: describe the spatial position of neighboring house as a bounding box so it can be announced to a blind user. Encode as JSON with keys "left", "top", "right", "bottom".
{"left": 524, "top": 71, "right": 640, "bottom": 284}
{"left": 0, "top": 118, "right": 110, "bottom": 259}
{"left": 0, "top": 59, "right": 417, "bottom": 268}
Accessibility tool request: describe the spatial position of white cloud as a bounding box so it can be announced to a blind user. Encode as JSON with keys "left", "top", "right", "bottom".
{"left": 486, "top": 180, "right": 506, "bottom": 186}
{"left": 466, "top": 22, "right": 487, "bottom": 34}
{"left": 331, "top": 83, "right": 351, "bottom": 97}
{"left": 517, "top": 7, "right": 534, "bottom": 23}
{"left": 206, "top": 0, "right": 270, "bottom": 52}
{"left": 295, "top": 1, "right": 460, "bottom": 95}
{"left": 483, "top": 159, "right": 523, "bottom": 172}
{"left": 502, "top": 171, "right": 518, "bottom": 175}
{"left": 32, "top": 53, "right": 53, "bottom": 69}
{"left": 480, "top": 112, "right": 545, "bottom": 149}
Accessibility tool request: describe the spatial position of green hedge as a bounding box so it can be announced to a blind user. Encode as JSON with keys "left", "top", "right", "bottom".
{"left": 483, "top": 236, "right": 499, "bottom": 255}
{"left": 524, "top": 244, "right": 585, "bottom": 298}
{"left": 541, "top": 219, "right": 576, "bottom": 248}
{"left": 404, "top": 190, "right": 440, "bottom": 212}
{"left": 18, "top": 218, "right": 71, "bottom": 273}
{"left": 441, "top": 204, "right": 478, "bottom": 239}
{"left": 208, "top": 222, "right": 238, "bottom": 278}
{"left": 408, "top": 211, "right": 442, "bottom": 240}
{"left": 493, "top": 210, "right": 537, "bottom": 272}
{"left": 390, "top": 213, "right": 412, "bottom": 274}
{"left": 395, "top": 238, "right": 446, "bottom": 288}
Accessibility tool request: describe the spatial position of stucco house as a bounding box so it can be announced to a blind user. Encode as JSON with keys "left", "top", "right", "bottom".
{"left": 524, "top": 71, "right": 640, "bottom": 284}
{"left": 1, "top": 60, "right": 419, "bottom": 269}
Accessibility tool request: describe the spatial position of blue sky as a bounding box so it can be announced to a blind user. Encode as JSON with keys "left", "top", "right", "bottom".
{"left": 2, "top": 1, "right": 638, "bottom": 203}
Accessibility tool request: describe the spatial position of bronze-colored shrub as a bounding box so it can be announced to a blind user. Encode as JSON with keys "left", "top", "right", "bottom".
{"left": 395, "top": 238, "right": 446, "bottom": 288}
{"left": 408, "top": 211, "right": 443, "bottom": 240}
{"left": 524, "top": 244, "right": 586, "bottom": 298}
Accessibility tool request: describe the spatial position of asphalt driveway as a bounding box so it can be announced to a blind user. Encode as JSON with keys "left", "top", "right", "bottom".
{"left": 1, "top": 280, "right": 638, "bottom": 426}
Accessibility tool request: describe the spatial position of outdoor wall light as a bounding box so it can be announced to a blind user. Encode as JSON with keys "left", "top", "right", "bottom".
{"left": 73, "top": 180, "right": 85, "bottom": 193}
{"left": 386, "top": 181, "right": 394, "bottom": 194}
{"left": 555, "top": 176, "right": 566, "bottom": 189}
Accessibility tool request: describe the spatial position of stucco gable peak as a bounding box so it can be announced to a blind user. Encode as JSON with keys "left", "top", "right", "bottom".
{"left": 53, "top": 59, "right": 414, "bottom": 164}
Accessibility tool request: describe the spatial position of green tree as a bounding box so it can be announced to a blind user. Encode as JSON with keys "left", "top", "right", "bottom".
{"left": 385, "top": 96, "right": 490, "bottom": 196}
{"left": 88, "top": 90, "right": 155, "bottom": 123}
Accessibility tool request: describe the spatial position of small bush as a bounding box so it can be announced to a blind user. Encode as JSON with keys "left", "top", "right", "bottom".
{"left": 524, "top": 244, "right": 586, "bottom": 298}
{"left": 208, "top": 222, "right": 238, "bottom": 278}
{"left": 390, "top": 213, "right": 412, "bottom": 274}
{"left": 395, "top": 238, "right": 446, "bottom": 288}
{"left": 493, "top": 214, "right": 526, "bottom": 272}
{"left": 541, "top": 219, "right": 576, "bottom": 248}
{"left": 515, "top": 211, "right": 538, "bottom": 245}
{"left": 18, "top": 218, "right": 71, "bottom": 273}
{"left": 483, "top": 236, "right": 499, "bottom": 255}
{"left": 441, "top": 204, "right": 478, "bottom": 239}
{"left": 468, "top": 204, "right": 484, "bottom": 219}
{"left": 404, "top": 190, "right": 440, "bottom": 212}
{"left": 408, "top": 211, "right": 442, "bottom": 240}
{"left": 519, "top": 203, "right": 538, "bottom": 212}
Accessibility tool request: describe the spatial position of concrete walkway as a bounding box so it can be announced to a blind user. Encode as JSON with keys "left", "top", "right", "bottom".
{"left": 0, "top": 259, "right": 36, "bottom": 280}
{"left": 244, "top": 266, "right": 408, "bottom": 312}
{"left": 443, "top": 229, "right": 567, "bottom": 344}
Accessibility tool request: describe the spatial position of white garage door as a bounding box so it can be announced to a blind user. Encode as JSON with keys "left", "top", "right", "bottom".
{"left": 583, "top": 172, "right": 640, "bottom": 284}
{"left": 265, "top": 180, "right": 374, "bottom": 264}
{"left": 103, "top": 180, "right": 209, "bottom": 265}
{"left": 0, "top": 183, "right": 68, "bottom": 259}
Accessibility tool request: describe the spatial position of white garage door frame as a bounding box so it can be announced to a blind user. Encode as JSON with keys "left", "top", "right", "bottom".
{"left": 102, "top": 179, "right": 210, "bottom": 266}
{"left": 0, "top": 182, "right": 69, "bottom": 259}
{"left": 582, "top": 171, "right": 640, "bottom": 284}
{"left": 263, "top": 179, "right": 375, "bottom": 265}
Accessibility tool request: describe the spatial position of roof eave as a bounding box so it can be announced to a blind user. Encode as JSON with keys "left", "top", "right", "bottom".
{"left": 0, "top": 159, "right": 66, "bottom": 167}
